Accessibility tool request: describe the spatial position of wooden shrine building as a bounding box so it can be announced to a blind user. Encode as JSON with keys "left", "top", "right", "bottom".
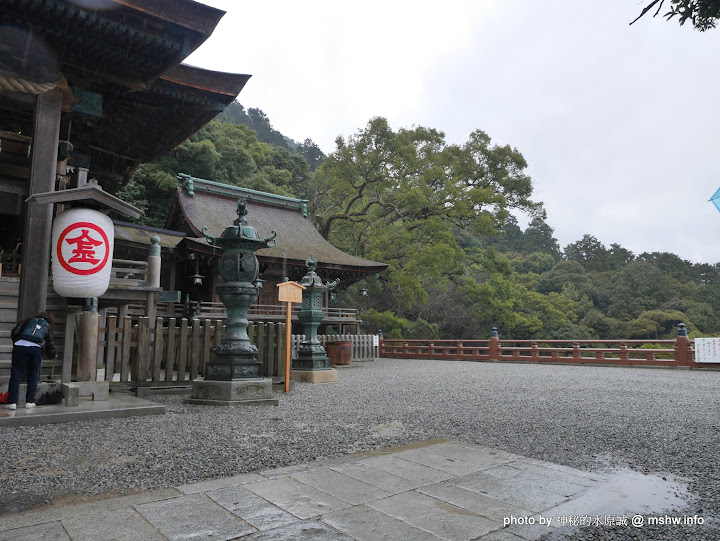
{"left": 158, "top": 175, "right": 388, "bottom": 332}
{"left": 0, "top": 0, "right": 249, "bottom": 370}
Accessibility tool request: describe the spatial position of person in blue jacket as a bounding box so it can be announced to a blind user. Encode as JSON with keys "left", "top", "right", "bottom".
{"left": 6, "top": 312, "right": 56, "bottom": 410}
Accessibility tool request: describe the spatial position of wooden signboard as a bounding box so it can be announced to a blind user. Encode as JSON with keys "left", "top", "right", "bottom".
{"left": 278, "top": 281, "right": 304, "bottom": 303}
{"left": 277, "top": 281, "right": 306, "bottom": 391}
{"left": 695, "top": 337, "right": 720, "bottom": 363}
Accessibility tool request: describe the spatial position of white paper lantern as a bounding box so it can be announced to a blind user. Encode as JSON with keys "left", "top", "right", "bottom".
{"left": 52, "top": 208, "right": 114, "bottom": 298}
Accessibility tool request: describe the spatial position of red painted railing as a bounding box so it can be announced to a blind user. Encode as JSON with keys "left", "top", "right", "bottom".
{"left": 379, "top": 335, "right": 719, "bottom": 369}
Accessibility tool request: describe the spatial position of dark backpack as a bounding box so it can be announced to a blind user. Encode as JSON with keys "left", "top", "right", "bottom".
{"left": 19, "top": 318, "right": 49, "bottom": 344}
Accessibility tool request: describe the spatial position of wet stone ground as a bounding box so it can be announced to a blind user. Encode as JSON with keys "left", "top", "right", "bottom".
{"left": 0, "top": 359, "right": 718, "bottom": 540}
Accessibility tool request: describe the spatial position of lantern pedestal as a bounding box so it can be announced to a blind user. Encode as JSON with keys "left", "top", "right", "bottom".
{"left": 204, "top": 283, "right": 263, "bottom": 380}
{"left": 290, "top": 369, "right": 337, "bottom": 384}
{"left": 186, "top": 379, "right": 278, "bottom": 407}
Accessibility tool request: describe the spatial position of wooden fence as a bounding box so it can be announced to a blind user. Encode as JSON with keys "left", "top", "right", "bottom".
{"left": 93, "top": 317, "right": 378, "bottom": 384}
{"left": 291, "top": 334, "right": 378, "bottom": 362}
{"left": 379, "top": 335, "right": 719, "bottom": 369}
{"left": 97, "top": 317, "right": 286, "bottom": 383}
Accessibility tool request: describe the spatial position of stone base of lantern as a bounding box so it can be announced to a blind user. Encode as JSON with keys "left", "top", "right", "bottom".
{"left": 185, "top": 378, "right": 278, "bottom": 406}
{"left": 292, "top": 345, "right": 332, "bottom": 371}
{"left": 62, "top": 381, "right": 110, "bottom": 407}
{"left": 290, "top": 368, "right": 338, "bottom": 384}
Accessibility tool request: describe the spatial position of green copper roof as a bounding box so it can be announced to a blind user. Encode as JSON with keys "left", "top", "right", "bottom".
{"left": 177, "top": 174, "right": 308, "bottom": 216}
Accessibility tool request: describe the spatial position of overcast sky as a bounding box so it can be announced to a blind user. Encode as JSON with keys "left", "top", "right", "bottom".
{"left": 186, "top": 0, "right": 720, "bottom": 264}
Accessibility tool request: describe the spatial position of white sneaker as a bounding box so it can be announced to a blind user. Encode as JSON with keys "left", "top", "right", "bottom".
{"left": 6, "top": 403, "right": 16, "bottom": 410}
{"left": 25, "top": 403, "right": 36, "bottom": 409}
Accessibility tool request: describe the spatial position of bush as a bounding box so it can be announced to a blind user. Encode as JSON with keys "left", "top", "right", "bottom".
{"left": 362, "top": 309, "right": 440, "bottom": 339}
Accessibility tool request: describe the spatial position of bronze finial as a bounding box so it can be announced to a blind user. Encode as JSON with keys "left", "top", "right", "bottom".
{"left": 234, "top": 198, "right": 249, "bottom": 226}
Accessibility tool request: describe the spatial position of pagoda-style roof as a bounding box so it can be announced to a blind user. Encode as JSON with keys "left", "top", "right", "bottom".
{"left": 70, "top": 64, "right": 249, "bottom": 190}
{"left": 1, "top": 0, "right": 226, "bottom": 88}
{"left": 0, "top": 0, "right": 249, "bottom": 190}
{"left": 166, "top": 175, "right": 388, "bottom": 280}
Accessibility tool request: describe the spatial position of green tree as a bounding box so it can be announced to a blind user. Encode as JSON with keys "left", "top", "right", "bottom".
{"left": 563, "top": 234, "right": 608, "bottom": 272}
{"left": 523, "top": 217, "right": 561, "bottom": 259}
{"left": 218, "top": 101, "right": 298, "bottom": 149}
{"left": 631, "top": 0, "right": 720, "bottom": 31}
{"left": 606, "top": 243, "right": 634, "bottom": 270}
{"left": 113, "top": 164, "right": 178, "bottom": 227}
{"left": 480, "top": 215, "right": 525, "bottom": 252}
{"left": 314, "top": 117, "right": 542, "bottom": 309}
{"left": 582, "top": 309, "right": 622, "bottom": 338}
{"left": 510, "top": 252, "right": 557, "bottom": 275}
{"left": 638, "top": 252, "right": 692, "bottom": 280}
{"left": 607, "top": 261, "right": 674, "bottom": 320}
{"left": 537, "top": 261, "right": 590, "bottom": 294}
{"left": 298, "top": 138, "right": 326, "bottom": 172}
{"left": 625, "top": 309, "right": 688, "bottom": 338}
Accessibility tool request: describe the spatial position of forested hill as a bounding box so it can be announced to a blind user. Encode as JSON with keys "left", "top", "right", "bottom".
{"left": 116, "top": 103, "right": 321, "bottom": 227}
{"left": 118, "top": 107, "right": 720, "bottom": 342}
{"left": 218, "top": 101, "right": 326, "bottom": 172}
{"left": 470, "top": 218, "right": 720, "bottom": 342}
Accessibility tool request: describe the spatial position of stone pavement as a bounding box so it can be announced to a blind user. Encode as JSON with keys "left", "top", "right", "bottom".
{"left": 0, "top": 394, "right": 166, "bottom": 427}
{"left": 0, "top": 439, "right": 652, "bottom": 540}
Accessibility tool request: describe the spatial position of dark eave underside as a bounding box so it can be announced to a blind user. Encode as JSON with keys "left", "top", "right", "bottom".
{"left": 74, "top": 67, "right": 250, "bottom": 185}
{"left": 0, "top": 0, "right": 225, "bottom": 84}
{"left": 0, "top": 0, "right": 248, "bottom": 190}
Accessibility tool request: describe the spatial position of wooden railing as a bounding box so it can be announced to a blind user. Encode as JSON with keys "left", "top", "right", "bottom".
{"left": 379, "top": 336, "right": 719, "bottom": 369}
{"left": 292, "top": 334, "right": 378, "bottom": 362}
{"left": 197, "top": 302, "right": 359, "bottom": 321}
{"left": 91, "top": 316, "right": 378, "bottom": 384}
{"left": 97, "top": 317, "right": 286, "bottom": 383}
{"left": 144, "top": 301, "right": 360, "bottom": 322}
{"left": 109, "top": 259, "right": 148, "bottom": 286}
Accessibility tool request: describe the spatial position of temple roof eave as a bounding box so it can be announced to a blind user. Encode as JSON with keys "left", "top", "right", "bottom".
{"left": 0, "top": 1, "right": 250, "bottom": 191}
{"left": 170, "top": 181, "right": 388, "bottom": 274}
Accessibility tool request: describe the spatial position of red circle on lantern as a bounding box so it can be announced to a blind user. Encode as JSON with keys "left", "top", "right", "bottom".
{"left": 56, "top": 221, "right": 110, "bottom": 276}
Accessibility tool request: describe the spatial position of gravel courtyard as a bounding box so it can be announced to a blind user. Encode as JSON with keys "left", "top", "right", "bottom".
{"left": 1, "top": 358, "right": 718, "bottom": 540}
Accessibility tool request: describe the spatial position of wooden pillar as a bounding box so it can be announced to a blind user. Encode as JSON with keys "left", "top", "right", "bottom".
{"left": 146, "top": 235, "right": 161, "bottom": 321}
{"left": 62, "top": 306, "right": 81, "bottom": 384}
{"left": 18, "top": 88, "right": 63, "bottom": 320}
{"left": 211, "top": 258, "right": 218, "bottom": 302}
{"left": 76, "top": 310, "right": 99, "bottom": 381}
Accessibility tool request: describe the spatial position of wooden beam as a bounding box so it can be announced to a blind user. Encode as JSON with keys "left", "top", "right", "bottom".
{"left": 18, "top": 88, "right": 62, "bottom": 320}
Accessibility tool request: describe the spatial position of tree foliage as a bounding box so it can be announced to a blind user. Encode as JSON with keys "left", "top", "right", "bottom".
{"left": 119, "top": 104, "right": 720, "bottom": 342}
{"left": 117, "top": 113, "right": 313, "bottom": 227}
{"left": 219, "top": 101, "right": 327, "bottom": 172}
{"left": 631, "top": 0, "right": 720, "bottom": 31}
{"left": 312, "top": 117, "right": 543, "bottom": 310}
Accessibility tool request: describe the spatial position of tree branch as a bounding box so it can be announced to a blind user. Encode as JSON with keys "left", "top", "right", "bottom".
{"left": 629, "top": 0, "right": 665, "bottom": 25}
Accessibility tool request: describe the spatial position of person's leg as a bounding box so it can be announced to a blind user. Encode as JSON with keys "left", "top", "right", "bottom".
{"left": 25, "top": 347, "right": 43, "bottom": 405}
{"left": 7, "top": 345, "right": 26, "bottom": 406}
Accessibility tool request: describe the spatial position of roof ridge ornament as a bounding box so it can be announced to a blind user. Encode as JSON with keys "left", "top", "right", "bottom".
{"left": 178, "top": 173, "right": 194, "bottom": 196}
{"left": 300, "top": 254, "right": 339, "bottom": 289}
